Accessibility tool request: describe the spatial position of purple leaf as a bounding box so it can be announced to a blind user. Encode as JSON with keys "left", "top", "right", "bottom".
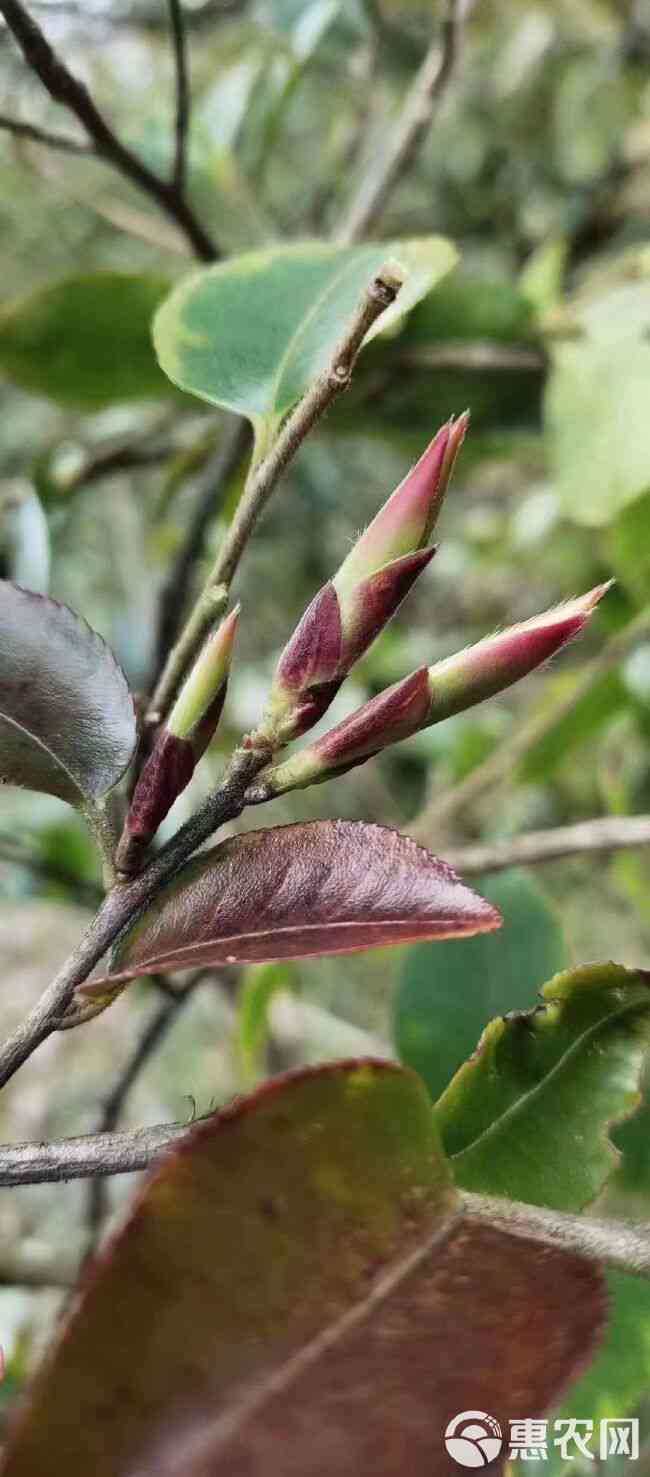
{"left": 0, "top": 582, "right": 136, "bottom": 806}
{"left": 1, "top": 1062, "right": 605, "bottom": 1477}
{"left": 86, "top": 821, "right": 500, "bottom": 987}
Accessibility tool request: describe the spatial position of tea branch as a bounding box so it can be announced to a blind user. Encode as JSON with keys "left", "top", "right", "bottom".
{"left": 1, "top": 1122, "right": 649, "bottom": 1281}
{"left": 0, "top": 266, "right": 404, "bottom": 1087}
{"left": 0, "top": 0, "right": 217, "bottom": 261}
{"left": 444, "top": 813, "right": 650, "bottom": 876}
{"left": 147, "top": 261, "right": 404, "bottom": 725}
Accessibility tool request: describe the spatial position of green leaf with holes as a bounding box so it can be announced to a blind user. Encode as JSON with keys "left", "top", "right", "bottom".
{"left": 436, "top": 962, "right": 650, "bottom": 1210}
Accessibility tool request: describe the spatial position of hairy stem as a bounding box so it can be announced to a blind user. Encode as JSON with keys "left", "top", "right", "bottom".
{"left": 148, "top": 261, "right": 404, "bottom": 724}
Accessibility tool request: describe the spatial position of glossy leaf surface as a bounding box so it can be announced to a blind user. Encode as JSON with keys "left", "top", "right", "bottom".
{"left": 436, "top": 962, "right": 650, "bottom": 1210}
{"left": 0, "top": 582, "right": 137, "bottom": 806}
{"left": 395, "top": 870, "right": 566, "bottom": 1103}
{"left": 91, "top": 821, "right": 500, "bottom": 983}
{"left": 2, "top": 1062, "right": 605, "bottom": 1477}
{"left": 0, "top": 273, "right": 176, "bottom": 407}
{"left": 153, "top": 238, "right": 457, "bottom": 430}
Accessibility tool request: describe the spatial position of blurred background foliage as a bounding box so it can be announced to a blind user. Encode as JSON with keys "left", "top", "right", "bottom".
{"left": 1, "top": 0, "right": 650, "bottom": 1454}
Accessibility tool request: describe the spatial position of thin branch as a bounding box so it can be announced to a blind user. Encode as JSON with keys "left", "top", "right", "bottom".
{"left": 336, "top": 0, "right": 466, "bottom": 245}
{"left": 461, "top": 1193, "right": 650, "bottom": 1282}
{"left": 167, "top": 0, "right": 190, "bottom": 192}
{"left": 0, "top": 0, "right": 217, "bottom": 260}
{"left": 396, "top": 341, "right": 546, "bottom": 373}
{"left": 411, "top": 604, "right": 650, "bottom": 841}
{"left": 445, "top": 813, "right": 650, "bottom": 876}
{"left": 150, "top": 417, "right": 251, "bottom": 692}
{"left": 0, "top": 110, "right": 90, "bottom": 153}
{"left": 2, "top": 1131, "right": 650, "bottom": 1281}
{"left": 0, "top": 273, "right": 404, "bottom": 1083}
{"left": 147, "top": 261, "right": 404, "bottom": 725}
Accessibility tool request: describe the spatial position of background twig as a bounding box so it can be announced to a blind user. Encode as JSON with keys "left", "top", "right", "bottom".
{"left": 445, "top": 813, "right": 650, "bottom": 876}
{"left": 167, "top": 0, "right": 189, "bottom": 192}
{"left": 0, "top": 0, "right": 217, "bottom": 259}
{"left": 336, "top": 0, "right": 465, "bottom": 244}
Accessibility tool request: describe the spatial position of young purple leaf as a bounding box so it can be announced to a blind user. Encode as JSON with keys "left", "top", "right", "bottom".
{"left": 83, "top": 821, "right": 501, "bottom": 987}
{"left": 249, "top": 584, "right": 611, "bottom": 799}
{"left": 258, "top": 416, "right": 467, "bottom": 747}
{"left": 116, "top": 609, "right": 239, "bottom": 873}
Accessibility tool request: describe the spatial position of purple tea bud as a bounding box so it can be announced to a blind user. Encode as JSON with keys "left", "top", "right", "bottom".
{"left": 116, "top": 609, "right": 239, "bottom": 873}
{"left": 425, "top": 584, "right": 612, "bottom": 721}
{"left": 249, "top": 583, "right": 610, "bottom": 800}
{"left": 258, "top": 417, "right": 468, "bottom": 748}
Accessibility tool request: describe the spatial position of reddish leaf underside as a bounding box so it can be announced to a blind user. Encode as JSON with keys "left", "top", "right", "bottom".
{"left": 1, "top": 1061, "right": 605, "bottom": 1477}
{"left": 85, "top": 821, "right": 501, "bottom": 989}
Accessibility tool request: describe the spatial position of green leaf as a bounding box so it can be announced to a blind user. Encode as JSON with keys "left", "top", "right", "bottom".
{"left": 0, "top": 582, "right": 137, "bottom": 806}
{"left": 520, "top": 671, "right": 629, "bottom": 781}
{"left": 0, "top": 273, "right": 177, "bottom": 407}
{"left": 436, "top": 962, "right": 650, "bottom": 1210}
{"left": 152, "top": 238, "right": 457, "bottom": 434}
{"left": 236, "top": 961, "right": 298, "bottom": 1083}
{"left": 547, "top": 1272, "right": 650, "bottom": 1477}
{"left": 545, "top": 278, "right": 650, "bottom": 527}
{"left": 2, "top": 1061, "right": 604, "bottom": 1476}
{"left": 394, "top": 870, "right": 566, "bottom": 1104}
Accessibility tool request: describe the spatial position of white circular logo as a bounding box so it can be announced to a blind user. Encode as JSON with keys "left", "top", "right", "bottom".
{"left": 444, "top": 1411, "right": 503, "bottom": 1467}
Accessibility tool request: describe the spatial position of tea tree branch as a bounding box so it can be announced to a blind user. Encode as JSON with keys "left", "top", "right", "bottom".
{"left": 148, "top": 261, "right": 404, "bottom": 723}
{"left": 0, "top": 265, "right": 404, "bottom": 1085}
{"left": 336, "top": 0, "right": 466, "bottom": 244}
{"left": 2, "top": 1128, "right": 650, "bottom": 1281}
{"left": 0, "top": 0, "right": 217, "bottom": 261}
{"left": 444, "top": 813, "right": 650, "bottom": 876}
{"left": 167, "top": 0, "right": 190, "bottom": 192}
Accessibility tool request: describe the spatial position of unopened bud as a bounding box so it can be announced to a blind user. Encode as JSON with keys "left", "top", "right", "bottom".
{"left": 116, "top": 608, "right": 239, "bottom": 873}
{"left": 258, "top": 416, "right": 468, "bottom": 748}
{"left": 249, "top": 584, "right": 610, "bottom": 800}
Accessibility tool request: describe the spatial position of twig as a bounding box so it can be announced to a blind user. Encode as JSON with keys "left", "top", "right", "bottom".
{"left": 461, "top": 1193, "right": 650, "bottom": 1282}
{"left": 147, "top": 262, "right": 404, "bottom": 724}
{"left": 2, "top": 1129, "right": 650, "bottom": 1281}
{"left": 411, "top": 604, "right": 650, "bottom": 841}
{"left": 335, "top": 0, "right": 465, "bottom": 244}
{"left": 0, "top": 268, "right": 403, "bottom": 1085}
{"left": 85, "top": 976, "right": 198, "bottom": 1243}
{"left": 0, "top": 111, "right": 90, "bottom": 153}
{"left": 151, "top": 418, "right": 250, "bottom": 692}
{"left": 445, "top": 814, "right": 650, "bottom": 876}
{"left": 167, "top": 0, "right": 189, "bottom": 192}
{"left": 395, "top": 341, "right": 546, "bottom": 373}
{"left": 0, "top": 0, "right": 217, "bottom": 260}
